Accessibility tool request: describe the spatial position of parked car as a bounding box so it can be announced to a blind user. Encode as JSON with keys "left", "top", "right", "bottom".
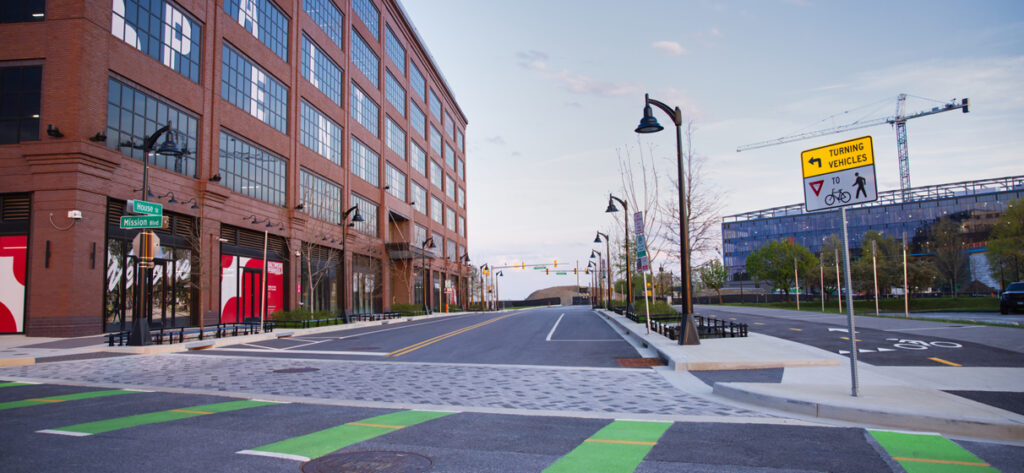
{"left": 1000, "top": 282, "right": 1024, "bottom": 314}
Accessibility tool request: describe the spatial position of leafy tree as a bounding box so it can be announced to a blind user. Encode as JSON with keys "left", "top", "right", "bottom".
{"left": 745, "top": 239, "right": 818, "bottom": 302}
{"left": 698, "top": 259, "right": 729, "bottom": 303}
{"left": 987, "top": 198, "right": 1023, "bottom": 289}
{"left": 928, "top": 217, "right": 969, "bottom": 298}
{"left": 851, "top": 231, "right": 901, "bottom": 296}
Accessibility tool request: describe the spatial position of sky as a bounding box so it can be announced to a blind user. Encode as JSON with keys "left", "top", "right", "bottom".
{"left": 401, "top": 0, "right": 1024, "bottom": 299}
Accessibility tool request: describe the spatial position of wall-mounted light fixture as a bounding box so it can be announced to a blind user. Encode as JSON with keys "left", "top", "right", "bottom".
{"left": 209, "top": 174, "right": 222, "bottom": 182}
{"left": 46, "top": 124, "right": 63, "bottom": 138}
{"left": 89, "top": 132, "right": 107, "bottom": 142}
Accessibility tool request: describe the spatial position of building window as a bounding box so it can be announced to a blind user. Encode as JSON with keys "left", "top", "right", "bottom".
{"left": 445, "top": 175, "right": 455, "bottom": 200}
{"left": 411, "top": 142, "right": 426, "bottom": 176}
{"left": 385, "top": 163, "right": 406, "bottom": 201}
{"left": 218, "top": 130, "right": 286, "bottom": 206}
{"left": 106, "top": 78, "right": 198, "bottom": 177}
{"left": 303, "top": 0, "right": 343, "bottom": 51}
{"left": 446, "top": 239, "right": 456, "bottom": 262}
{"left": 0, "top": 66, "right": 41, "bottom": 144}
{"left": 429, "top": 125, "right": 441, "bottom": 155}
{"left": 444, "top": 142, "right": 454, "bottom": 168}
{"left": 352, "top": 0, "right": 378, "bottom": 39}
{"left": 428, "top": 88, "right": 440, "bottom": 120}
{"left": 221, "top": 44, "right": 288, "bottom": 133}
{"left": 300, "top": 168, "right": 342, "bottom": 223}
{"left": 409, "top": 61, "right": 425, "bottom": 100}
{"left": 351, "top": 28, "right": 379, "bottom": 88}
{"left": 350, "top": 82, "right": 379, "bottom": 136}
{"left": 1, "top": 1, "right": 45, "bottom": 23}
{"left": 410, "top": 102, "right": 425, "bottom": 137}
{"left": 456, "top": 128, "right": 464, "bottom": 151}
{"left": 300, "top": 101, "right": 343, "bottom": 166}
{"left": 384, "top": 70, "right": 406, "bottom": 116}
{"left": 414, "top": 224, "right": 427, "bottom": 248}
{"left": 457, "top": 215, "right": 465, "bottom": 236}
{"left": 385, "top": 26, "right": 405, "bottom": 74}
{"left": 351, "top": 253, "right": 381, "bottom": 314}
{"left": 385, "top": 116, "right": 406, "bottom": 159}
{"left": 457, "top": 187, "right": 465, "bottom": 208}
{"left": 350, "top": 136, "right": 379, "bottom": 186}
{"left": 445, "top": 206, "right": 455, "bottom": 232}
{"left": 411, "top": 182, "right": 427, "bottom": 215}
{"left": 456, "top": 157, "right": 464, "bottom": 180}
{"left": 430, "top": 195, "right": 443, "bottom": 224}
{"left": 224, "top": 0, "right": 289, "bottom": 61}
{"left": 444, "top": 112, "right": 454, "bottom": 139}
{"left": 430, "top": 160, "right": 442, "bottom": 189}
{"left": 301, "top": 35, "right": 343, "bottom": 106}
{"left": 351, "top": 193, "right": 378, "bottom": 237}
{"left": 112, "top": 0, "right": 202, "bottom": 83}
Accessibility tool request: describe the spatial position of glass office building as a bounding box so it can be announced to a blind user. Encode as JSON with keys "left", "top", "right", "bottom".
{"left": 722, "top": 175, "right": 1024, "bottom": 283}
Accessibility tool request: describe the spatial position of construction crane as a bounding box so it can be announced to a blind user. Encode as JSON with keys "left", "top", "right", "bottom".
{"left": 737, "top": 94, "right": 969, "bottom": 199}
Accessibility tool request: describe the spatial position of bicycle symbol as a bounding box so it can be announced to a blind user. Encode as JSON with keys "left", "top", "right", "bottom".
{"left": 885, "top": 338, "right": 962, "bottom": 350}
{"left": 824, "top": 187, "right": 851, "bottom": 206}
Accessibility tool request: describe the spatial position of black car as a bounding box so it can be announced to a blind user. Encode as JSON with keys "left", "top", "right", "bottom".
{"left": 1000, "top": 282, "right": 1024, "bottom": 314}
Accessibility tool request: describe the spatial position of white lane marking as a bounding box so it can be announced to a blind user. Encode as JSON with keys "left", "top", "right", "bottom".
{"left": 236, "top": 450, "right": 310, "bottom": 462}
{"left": 212, "top": 348, "right": 389, "bottom": 357}
{"left": 546, "top": 313, "right": 566, "bottom": 342}
{"left": 37, "top": 429, "right": 91, "bottom": 437}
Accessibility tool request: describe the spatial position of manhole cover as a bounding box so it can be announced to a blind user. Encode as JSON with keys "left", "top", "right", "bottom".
{"left": 616, "top": 357, "right": 666, "bottom": 368}
{"left": 272, "top": 367, "right": 320, "bottom": 374}
{"left": 301, "top": 451, "right": 431, "bottom": 473}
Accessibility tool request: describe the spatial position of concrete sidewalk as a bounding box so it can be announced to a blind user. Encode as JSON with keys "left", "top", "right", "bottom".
{"left": 599, "top": 307, "right": 1024, "bottom": 443}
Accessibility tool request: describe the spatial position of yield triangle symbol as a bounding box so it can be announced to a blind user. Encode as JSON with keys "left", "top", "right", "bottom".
{"left": 810, "top": 180, "right": 824, "bottom": 196}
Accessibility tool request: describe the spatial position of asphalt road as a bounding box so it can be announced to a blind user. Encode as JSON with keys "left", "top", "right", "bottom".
{"left": 4, "top": 383, "right": 1022, "bottom": 473}
{"left": 196, "top": 306, "right": 644, "bottom": 368}
{"left": 699, "top": 306, "right": 1024, "bottom": 368}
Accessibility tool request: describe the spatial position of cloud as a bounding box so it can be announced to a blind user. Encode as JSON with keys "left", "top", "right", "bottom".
{"left": 516, "top": 50, "right": 548, "bottom": 71}
{"left": 651, "top": 40, "right": 687, "bottom": 56}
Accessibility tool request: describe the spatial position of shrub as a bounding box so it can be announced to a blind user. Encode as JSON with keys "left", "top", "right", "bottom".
{"left": 391, "top": 303, "right": 423, "bottom": 315}
{"left": 269, "top": 309, "right": 333, "bottom": 322}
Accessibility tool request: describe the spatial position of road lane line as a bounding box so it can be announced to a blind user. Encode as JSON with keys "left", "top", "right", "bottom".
{"left": 891, "top": 457, "right": 991, "bottom": 467}
{"left": 546, "top": 313, "right": 566, "bottom": 341}
{"left": 212, "top": 348, "right": 390, "bottom": 357}
{"left": 388, "top": 312, "right": 520, "bottom": 357}
{"left": 789, "top": 328, "right": 803, "bottom": 331}
{"left": 39, "top": 400, "right": 275, "bottom": 436}
{"left": 870, "top": 430, "right": 998, "bottom": 473}
{"left": 0, "top": 389, "right": 136, "bottom": 411}
{"left": 239, "top": 410, "right": 455, "bottom": 461}
{"left": 928, "top": 357, "right": 962, "bottom": 367}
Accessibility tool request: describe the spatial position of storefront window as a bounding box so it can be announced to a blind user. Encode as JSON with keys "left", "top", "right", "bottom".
{"left": 352, "top": 254, "right": 381, "bottom": 314}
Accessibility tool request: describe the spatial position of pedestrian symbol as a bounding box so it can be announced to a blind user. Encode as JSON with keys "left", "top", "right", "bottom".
{"left": 853, "top": 172, "right": 867, "bottom": 198}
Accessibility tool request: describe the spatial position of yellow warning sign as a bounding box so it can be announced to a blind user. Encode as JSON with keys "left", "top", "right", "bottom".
{"left": 800, "top": 136, "right": 874, "bottom": 179}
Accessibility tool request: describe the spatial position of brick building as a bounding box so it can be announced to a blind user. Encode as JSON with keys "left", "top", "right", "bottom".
{"left": 0, "top": 0, "right": 470, "bottom": 337}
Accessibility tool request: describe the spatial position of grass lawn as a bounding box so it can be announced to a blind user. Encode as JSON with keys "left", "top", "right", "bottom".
{"left": 724, "top": 296, "right": 999, "bottom": 314}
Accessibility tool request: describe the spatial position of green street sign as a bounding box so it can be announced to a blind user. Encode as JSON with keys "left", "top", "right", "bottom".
{"left": 120, "top": 215, "right": 164, "bottom": 229}
{"left": 556, "top": 272, "right": 567, "bottom": 275}
{"left": 128, "top": 200, "right": 163, "bottom": 216}
{"left": 533, "top": 266, "right": 546, "bottom": 270}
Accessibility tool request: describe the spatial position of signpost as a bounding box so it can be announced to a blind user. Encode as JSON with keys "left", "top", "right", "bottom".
{"left": 120, "top": 215, "right": 165, "bottom": 229}
{"left": 800, "top": 136, "right": 878, "bottom": 397}
{"left": 127, "top": 199, "right": 163, "bottom": 216}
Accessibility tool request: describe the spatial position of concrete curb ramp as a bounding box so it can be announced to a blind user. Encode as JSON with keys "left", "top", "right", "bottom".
{"left": 713, "top": 382, "right": 1024, "bottom": 442}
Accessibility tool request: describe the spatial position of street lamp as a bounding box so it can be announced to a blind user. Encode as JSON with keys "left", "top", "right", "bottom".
{"left": 495, "top": 270, "right": 504, "bottom": 311}
{"left": 421, "top": 237, "right": 436, "bottom": 313}
{"left": 121, "top": 122, "right": 183, "bottom": 346}
{"left": 594, "top": 231, "right": 612, "bottom": 309}
{"left": 635, "top": 93, "right": 694, "bottom": 342}
{"left": 605, "top": 196, "right": 633, "bottom": 311}
{"left": 337, "top": 205, "right": 364, "bottom": 320}
{"left": 460, "top": 254, "right": 470, "bottom": 310}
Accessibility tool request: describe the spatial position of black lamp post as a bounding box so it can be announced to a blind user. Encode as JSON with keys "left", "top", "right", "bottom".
{"left": 460, "top": 254, "right": 470, "bottom": 309}
{"left": 340, "top": 205, "right": 364, "bottom": 320}
{"left": 594, "top": 231, "right": 612, "bottom": 309}
{"left": 635, "top": 93, "right": 694, "bottom": 343}
{"left": 605, "top": 196, "right": 633, "bottom": 311}
{"left": 122, "top": 123, "right": 182, "bottom": 346}
{"left": 421, "top": 237, "right": 436, "bottom": 313}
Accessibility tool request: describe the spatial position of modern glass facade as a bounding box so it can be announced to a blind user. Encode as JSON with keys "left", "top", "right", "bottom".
{"left": 722, "top": 175, "right": 1024, "bottom": 279}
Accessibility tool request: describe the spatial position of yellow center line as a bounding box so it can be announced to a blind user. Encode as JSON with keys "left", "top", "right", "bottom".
{"left": 928, "top": 357, "right": 962, "bottom": 367}
{"left": 892, "top": 457, "right": 989, "bottom": 467}
{"left": 170, "top": 409, "right": 214, "bottom": 415}
{"left": 789, "top": 328, "right": 803, "bottom": 331}
{"left": 28, "top": 399, "right": 64, "bottom": 403}
{"left": 388, "top": 312, "right": 521, "bottom": 357}
{"left": 347, "top": 422, "right": 405, "bottom": 429}
{"left": 584, "top": 439, "right": 657, "bottom": 446}
{"left": 753, "top": 322, "right": 765, "bottom": 325}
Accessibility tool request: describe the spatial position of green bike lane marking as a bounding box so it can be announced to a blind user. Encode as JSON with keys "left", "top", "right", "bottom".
{"left": 0, "top": 389, "right": 136, "bottom": 411}
{"left": 870, "top": 430, "right": 1000, "bottom": 472}
{"left": 238, "top": 410, "right": 456, "bottom": 462}
{"left": 543, "top": 420, "right": 672, "bottom": 473}
{"left": 0, "top": 382, "right": 35, "bottom": 388}
{"left": 38, "top": 400, "right": 278, "bottom": 437}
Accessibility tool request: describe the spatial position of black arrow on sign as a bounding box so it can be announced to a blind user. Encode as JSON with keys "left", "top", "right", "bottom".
{"left": 808, "top": 157, "right": 822, "bottom": 168}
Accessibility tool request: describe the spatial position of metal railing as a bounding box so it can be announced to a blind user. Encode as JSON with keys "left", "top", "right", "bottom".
{"left": 612, "top": 308, "right": 748, "bottom": 340}
{"left": 106, "top": 321, "right": 272, "bottom": 347}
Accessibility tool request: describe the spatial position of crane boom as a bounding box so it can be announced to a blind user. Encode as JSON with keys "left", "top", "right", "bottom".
{"left": 736, "top": 94, "right": 969, "bottom": 200}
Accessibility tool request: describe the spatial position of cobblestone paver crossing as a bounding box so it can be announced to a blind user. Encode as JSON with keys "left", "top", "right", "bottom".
{"left": 0, "top": 354, "right": 769, "bottom": 418}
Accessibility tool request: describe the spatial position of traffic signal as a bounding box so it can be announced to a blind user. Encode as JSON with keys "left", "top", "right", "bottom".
{"left": 521, "top": 262, "right": 526, "bottom": 270}
{"left": 573, "top": 268, "right": 577, "bottom": 275}
{"left": 545, "top": 268, "right": 549, "bottom": 275}
{"left": 585, "top": 268, "right": 590, "bottom": 275}
{"left": 554, "top": 260, "right": 558, "bottom": 268}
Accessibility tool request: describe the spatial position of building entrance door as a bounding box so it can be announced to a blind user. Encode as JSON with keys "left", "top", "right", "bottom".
{"left": 240, "top": 268, "right": 263, "bottom": 323}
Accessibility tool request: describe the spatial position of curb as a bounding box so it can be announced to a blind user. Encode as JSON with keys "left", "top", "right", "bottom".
{"left": 713, "top": 382, "right": 1024, "bottom": 442}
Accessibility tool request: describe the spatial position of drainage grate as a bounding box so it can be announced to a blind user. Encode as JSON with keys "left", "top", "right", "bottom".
{"left": 301, "top": 451, "right": 432, "bottom": 473}
{"left": 616, "top": 357, "right": 666, "bottom": 368}
{"left": 272, "top": 367, "right": 320, "bottom": 374}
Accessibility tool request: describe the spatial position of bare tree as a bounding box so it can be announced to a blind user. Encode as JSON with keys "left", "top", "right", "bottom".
{"left": 616, "top": 142, "right": 665, "bottom": 267}
{"left": 662, "top": 122, "right": 724, "bottom": 273}
{"left": 283, "top": 222, "right": 341, "bottom": 312}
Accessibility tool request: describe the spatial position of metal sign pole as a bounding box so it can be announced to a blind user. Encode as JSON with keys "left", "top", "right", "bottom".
{"left": 841, "top": 207, "right": 860, "bottom": 397}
